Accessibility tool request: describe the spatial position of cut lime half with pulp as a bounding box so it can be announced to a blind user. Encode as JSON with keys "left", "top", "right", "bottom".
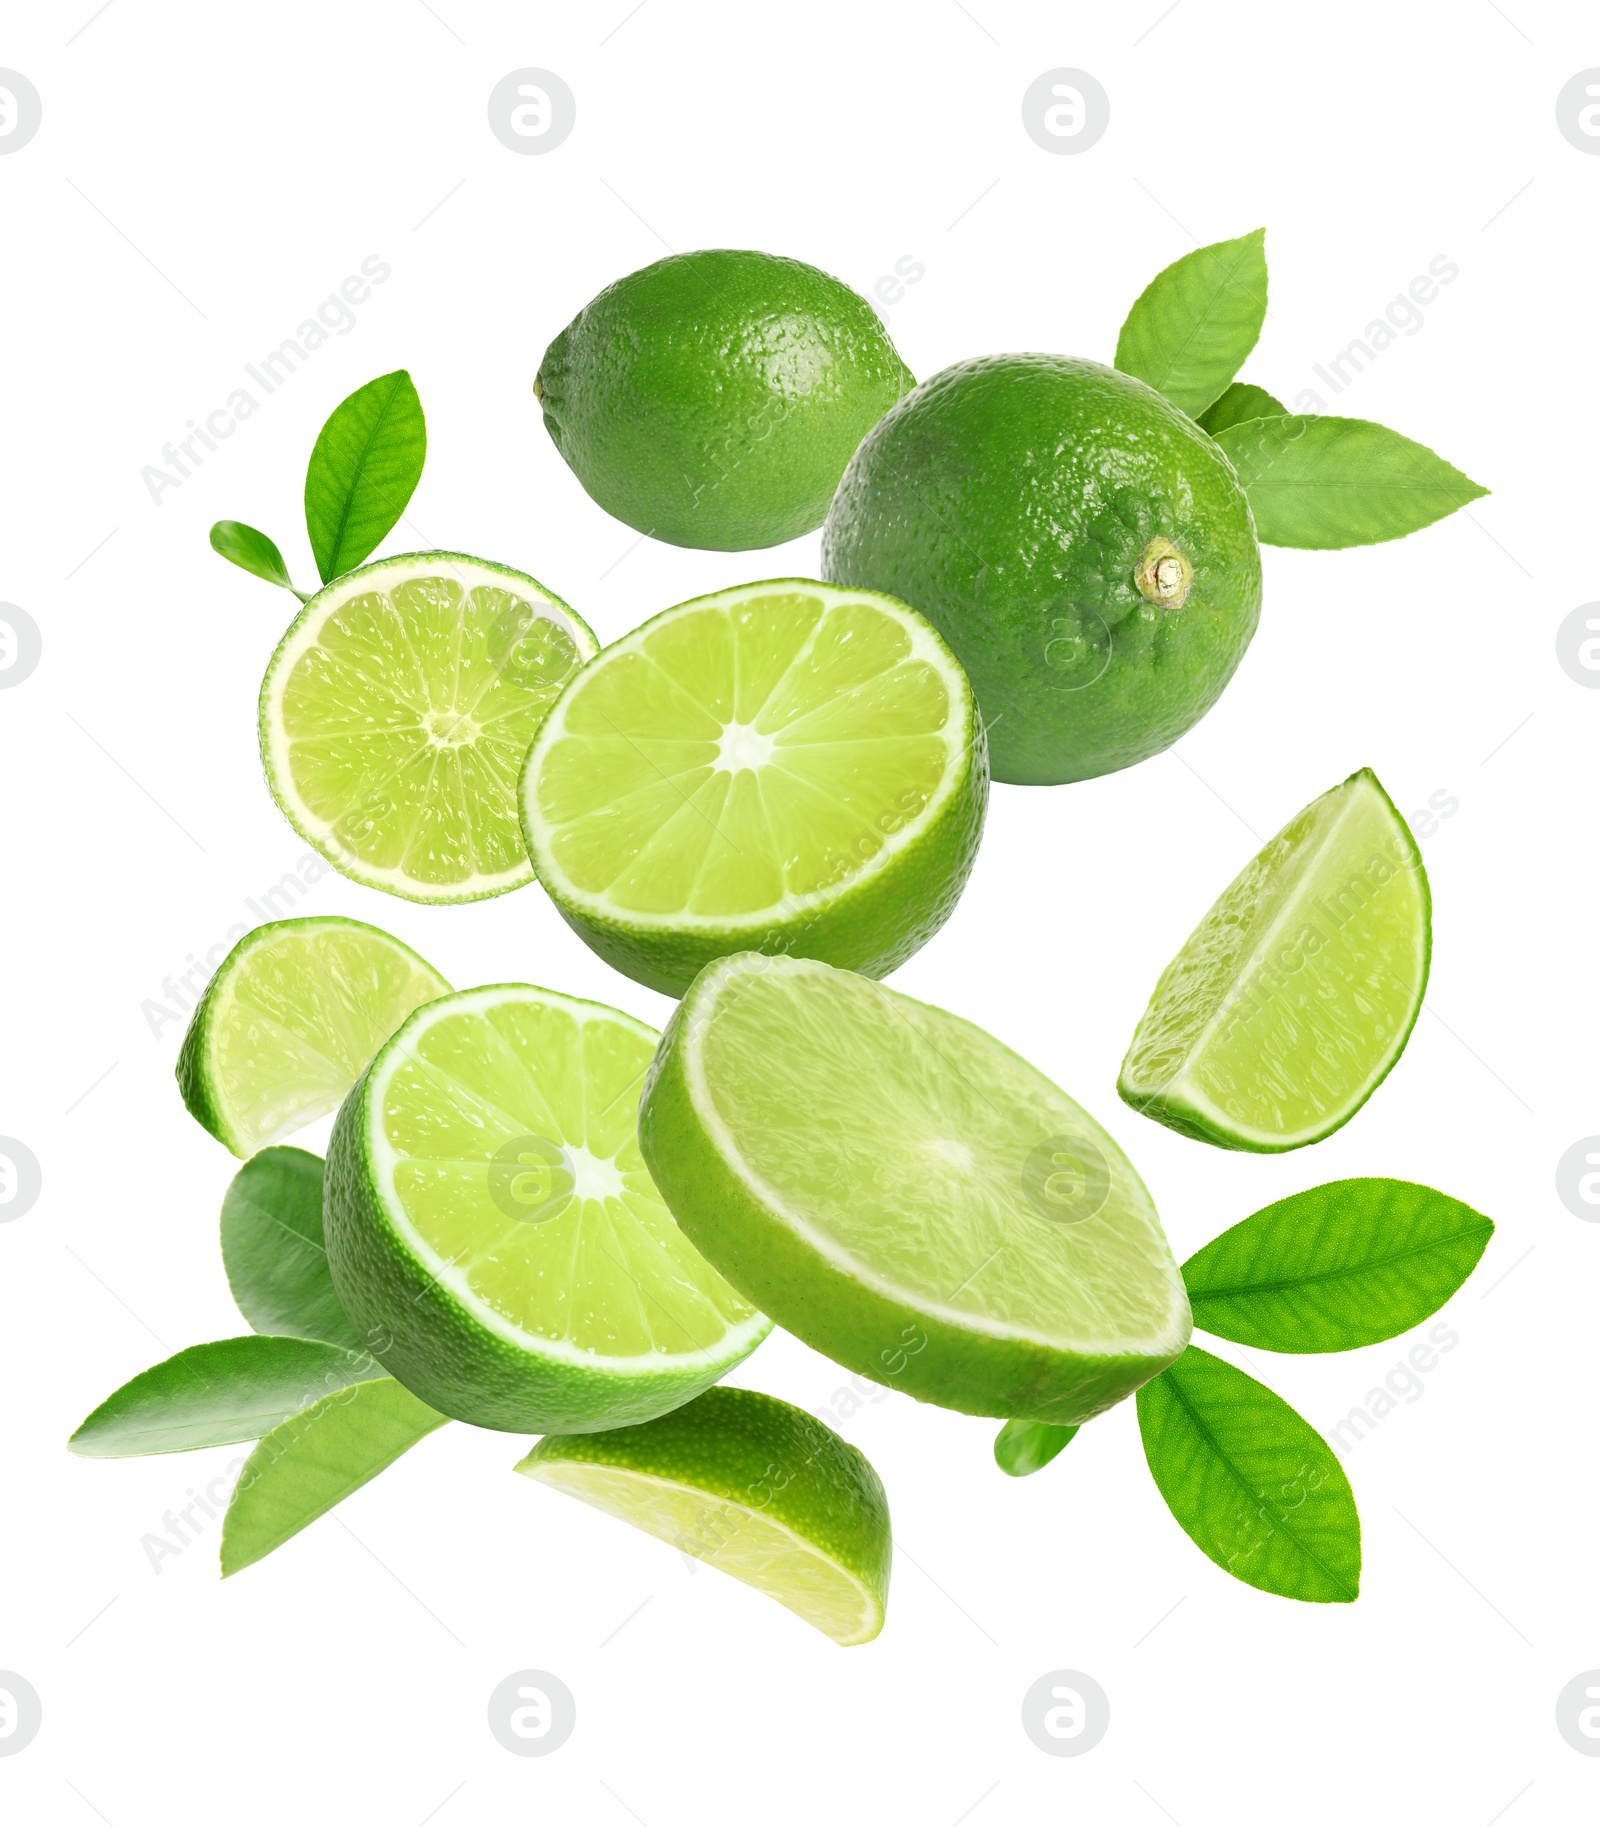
{"left": 520, "top": 579, "right": 988, "bottom": 996}
{"left": 639, "top": 954, "right": 1190, "bottom": 1425}
{"left": 177, "top": 916, "right": 450, "bottom": 1157}
{"left": 325, "top": 984, "right": 770, "bottom": 1433}
{"left": 1118, "top": 768, "right": 1430, "bottom": 1151}
{"left": 518, "top": 1386, "right": 891, "bottom": 1645}
{"left": 261, "top": 551, "right": 596, "bottom": 902}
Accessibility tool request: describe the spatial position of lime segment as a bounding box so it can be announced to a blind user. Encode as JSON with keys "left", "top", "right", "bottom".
{"left": 518, "top": 1386, "right": 891, "bottom": 1645}
{"left": 260, "top": 551, "right": 596, "bottom": 902}
{"left": 520, "top": 579, "right": 987, "bottom": 995}
{"left": 325, "top": 985, "right": 770, "bottom": 1433}
{"left": 1118, "top": 768, "right": 1430, "bottom": 1150}
{"left": 177, "top": 916, "right": 450, "bottom": 1157}
{"left": 639, "top": 955, "right": 1190, "bottom": 1424}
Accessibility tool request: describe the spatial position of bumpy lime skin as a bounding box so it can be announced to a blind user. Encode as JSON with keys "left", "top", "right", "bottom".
{"left": 537, "top": 250, "right": 916, "bottom": 551}
{"left": 639, "top": 960, "right": 1189, "bottom": 1427}
{"left": 821, "top": 354, "right": 1264, "bottom": 785}
{"left": 520, "top": 1385, "right": 891, "bottom": 1617}
{"left": 323, "top": 1010, "right": 766, "bottom": 1435}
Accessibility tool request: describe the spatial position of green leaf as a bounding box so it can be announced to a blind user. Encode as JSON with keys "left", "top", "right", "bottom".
{"left": 1183, "top": 1178, "right": 1493, "bottom": 1353}
{"left": 1197, "top": 382, "right": 1286, "bottom": 437}
{"left": 1213, "top": 414, "right": 1487, "bottom": 548}
{"left": 1137, "top": 1346, "right": 1360, "bottom": 1603}
{"left": 222, "top": 1147, "right": 364, "bottom": 1351}
{"left": 68, "top": 1337, "right": 386, "bottom": 1458}
{"left": 209, "top": 520, "right": 308, "bottom": 600}
{"left": 220, "top": 1377, "right": 449, "bottom": 1575}
{"left": 994, "top": 1418, "right": 1079, "bottom": 1476}
{"left": 304, "top": 370, "right": 426, "bottom": 583}
{"left": 1115, "top": 228, "right": 1268, "bottom": 418}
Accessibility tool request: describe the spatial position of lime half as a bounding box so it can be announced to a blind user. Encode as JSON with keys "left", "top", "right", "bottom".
{"left": 640, "top": 954, "right": 1190, "bottom": 1425}
{"left": 1118, "top": 768, "right": 1430, "bottom": 1151}
{"left": 518, "top": 1386, "right": 891, "bottom": 1645}
{"left": 520, "top": 579, "right": 987, "bottom": 996}
{"left": 261, "top": 551, "right": 596, "bottom": 903}
{"left": 325, "top": 984, "right": 770, "bottom": 1433}
{"left": 177, "top": 917, "right": 450, "bottom": 1157}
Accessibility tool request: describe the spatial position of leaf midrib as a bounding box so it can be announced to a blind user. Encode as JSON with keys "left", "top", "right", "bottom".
{"left": 320, "top": 374, "right": 406, "bottom": 579}
{"left": 1186, "top": 1221, "right": 1489, "bottom": 1301}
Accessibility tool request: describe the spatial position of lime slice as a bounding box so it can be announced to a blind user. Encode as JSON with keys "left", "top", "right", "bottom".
{"left": 519, "top": 578, "right": 987, "bottom": 996}
{"left": 261, "top": 551, "right": 596, "bottom": 903}
{"left": 1118, "top": 768, "right": 1430, "bottom": 1151}
{"left": 325, "top": 984, "right": 771, "bottom": 1433}
{"left": 177, "top": 916, "right": 450, "bottom": 1157}
{"left": 639, "top": 954, "right": 1190, "bottom": 1425}
{"left": 517, "top": 1386, "right": 891, "bottom": 1645}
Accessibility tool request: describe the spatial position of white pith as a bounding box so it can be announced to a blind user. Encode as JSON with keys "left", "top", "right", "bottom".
{"left": 261, "top": 552, "right": 598, "bottom": 903}
{"left": 520, "top": 579, "right": 976, "bottom": 933}
{"left": 364, "top": 984, "right": 769, "bottom": 1372}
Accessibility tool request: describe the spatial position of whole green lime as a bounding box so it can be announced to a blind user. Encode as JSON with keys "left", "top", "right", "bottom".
{"left": 821, "top": 354, "right": 1263, "bottom": 785}
{"left": 536, "top": 250, "right": 915, "bottom": 551}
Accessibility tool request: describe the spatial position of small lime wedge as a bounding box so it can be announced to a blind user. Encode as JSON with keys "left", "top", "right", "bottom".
{"left": 177, "top": 916, "right": 450, "bottom": 1157}
{"left": 324, "top": 984, "right": 770, "bottom": 1433}
{"left": 639, "top": 954, "right": 1190, "bottom": 1424}
{"left": 518, "top": 1386, "right": 891, "bottom": 1645}
{"left": 1118, "top": 768, "right": 1430, "bottom": 1150}
{"left": 260, "top": 551, "right": 596, "bottom": 902}
{"left": 519, "top": 578, "right": 987, "bottom": 995}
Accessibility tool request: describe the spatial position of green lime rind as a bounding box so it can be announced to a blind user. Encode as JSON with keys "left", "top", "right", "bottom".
{"left": 324, "top": 984, "right": 771, "bottom": 1435}
{"left": 639, "top": 954, "right": 1190, "bottom": 1426}
{"left": 520, "top": 579, "right": 989, "bottom": 998}
{"left": 1118, "top": 769, "right": 1430, "bottom": 1153}
{"left": 537, "top": 249, "right": 915, "bottom": 551}
{"left": 518, "top": 1386, "right": 891, "bottom": 1645}
{"left": 259, "top": 550, "right": 597, "bottom": 905}
{"left": 176, "top": 915, "right": 451, "bottom": 1158}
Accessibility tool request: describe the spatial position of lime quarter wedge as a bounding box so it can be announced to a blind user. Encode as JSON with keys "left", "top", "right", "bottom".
{"left": 1117, "top": 768, "right": 1430, "bottom": 1151}
{"left": 324, "top": 984, "right": 770, "bottom": 1433}
{"left": 639, "top": 954, "right": 1190, "bottom": 1425}
{"left": 177, "top": 916, "right": 450, "bottom": 1157}
{"left": 517, "top": 1386, "right": 891, "bottom": 1645}
{"left": 261, "top": 551, "right": 596, "bottom": 903}
{"left": 519, "top": 579, "right": 987, "bottom": 996}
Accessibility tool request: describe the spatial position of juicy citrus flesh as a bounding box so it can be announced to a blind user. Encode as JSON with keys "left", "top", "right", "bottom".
{"left": 368, "top": 987, "right": 763, "bottom": 1366}
{"left": 668, "top": 957, "right": 1187, "bottom": 1357}
{"left": 528, "top": 583, "right": 961, "bottom": 920}
{"left": 518, "top": 1387, "right": 891, "bottom": 1645}
{"left": 536, "top": 249, "right": 915, "bottom": 550}
{"left": 179, "top": 917, "right": 449, "bottom": 1157}
{"left": 261, "top": 553, "right": 595, "bottom": 902}
{"left": 1118, "top": 769, "right": 1430, "bottom": 1149}
{"left": 821, "top": 354, "right": 1263, "bottom": 785}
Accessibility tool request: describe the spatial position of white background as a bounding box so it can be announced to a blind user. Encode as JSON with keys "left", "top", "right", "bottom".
{"left": 3, "top": 1, "right": 1596, "bottom": 1820}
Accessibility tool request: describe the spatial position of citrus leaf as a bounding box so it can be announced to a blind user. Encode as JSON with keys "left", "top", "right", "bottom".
{"left": 209, "top": 520, "right": 308, "bottom": 599}
{"left": 1115, "top": 229, "right": 1268, "bottom": 418}
{"left": 68, "top": 1337, "right": 386, "bottom": 1458}
{"left": 1197, "top": 382, "right": 1286, "bottom": 437}
{"left": 222, "top": 1148, "right": 364, "bottom": 1351}
{"left": 1183, "top": 1178, "right": 1493, "bottom": 1353}
{"left": 304, "top": 370, "right": 426, "bottom": 583}
{"left": 220, "top": 1377, "right": 449, "bottom": 1575}
{"left": 1137, "top": 1346, "right": 1360, "bottom": 1603}
{"left": 994, "top": 1418, "right": 1079, "bottom": 1476}
{"left": 1212, "top": 414, "right": 1487, "bottom": 548}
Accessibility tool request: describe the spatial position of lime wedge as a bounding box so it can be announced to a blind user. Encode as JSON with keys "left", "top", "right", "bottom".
{"left": 177, "top": 916, "right": 450, "bottom": 1157}
{"left": 325, "top": 985, "right": 771, "bottom": 1433}
{"left": 519, "top": 578, "right": 987, "bottom": 996}
{"left": 261, "top": 551, "right": 596, "bottom": 903}
{"left": 517, "top": 1386, "right": 891, "bottom": 1645}
{"left": 1118, "top": 768, "right": 1430, "bottom": 1151}
{"left": 639, "top": 954, "right": 1190, "bottom": 1425}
